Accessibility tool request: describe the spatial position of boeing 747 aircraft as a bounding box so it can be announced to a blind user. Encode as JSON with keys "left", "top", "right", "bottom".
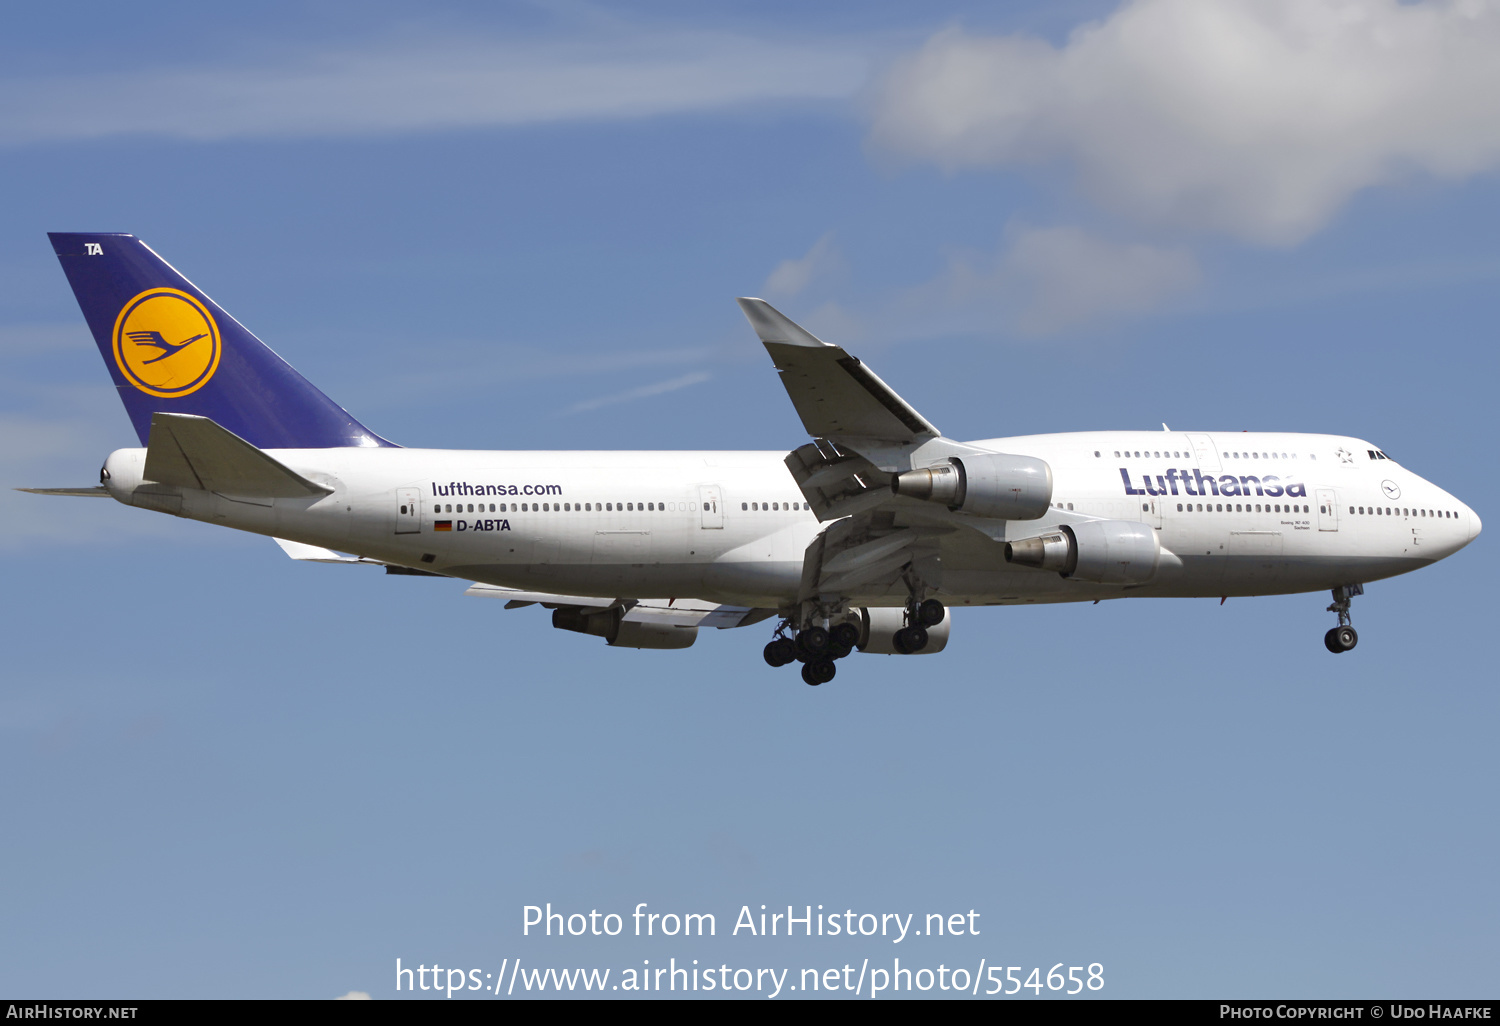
{"left": 25, "top": 233, "right": 1482, "bottom": 685}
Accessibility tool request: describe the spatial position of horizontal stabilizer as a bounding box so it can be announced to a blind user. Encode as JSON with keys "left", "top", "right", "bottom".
{"left": 736, "top": 298, "right": 939, "bottom": 444}
{"left": 16, "top": 486, "right": 109, "bottom": 497}
{"left": 274, "top": 537, "right": 364, "bottom": 563}
{"left": 145, "top": 413, "right": 332, "bottom": 498}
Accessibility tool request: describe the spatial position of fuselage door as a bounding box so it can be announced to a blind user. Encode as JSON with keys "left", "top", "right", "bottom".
{"left": 396, "top": 486, "right": 421, "bottom": 534}
{"left": 1316, "top": 488, "right": 1338, "bottom": 532}
{"left": 1145, "top": 496, "right": 1164, "bottom": 529}
{"left": 698, "top": 485, "right": 723, "bottom": 529}
{"left": 1186, "top": 434, "right": 1221, "bottom": 473}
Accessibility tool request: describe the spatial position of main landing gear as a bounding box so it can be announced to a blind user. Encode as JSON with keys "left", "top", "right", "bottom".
{"left": 762, "top": 619, "right": 862, "bottom": 686}
{"left": 763, "top": 597, "right": 948, "bottom": 686}
{"left": 1323, "top": 583, "right": 1363, "bottom": 654}
{"left": 893, "top": 598, "right": 944, "bottom": 654}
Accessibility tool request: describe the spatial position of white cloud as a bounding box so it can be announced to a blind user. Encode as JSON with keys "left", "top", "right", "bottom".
{"left": 989, "top": 225, "right": 1199, "bottom": 335}
{"left": 889, "top": 225, "right": 1199, "bottom": 338}
{"left": 563, "top": 370, "right": 712, "bottom": 414}
{"left": 869, "top": 0, "right": 1500, "bottom": 244}
{"left": 0, "top": 30, "right": 872, "bottom": 145}
{"left": 762, "top": 233, "right": 845, "bottom": 299}
{"left": 334, "top": 991, "right": 371, "bottom": 1000}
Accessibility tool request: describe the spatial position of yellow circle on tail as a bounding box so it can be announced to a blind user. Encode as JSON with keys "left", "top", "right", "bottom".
{"left": 111, "top": 288, "right": 221, "bottom": 398}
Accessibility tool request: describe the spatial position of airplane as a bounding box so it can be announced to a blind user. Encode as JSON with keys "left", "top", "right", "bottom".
{"left": 23, "top": 232, "right": 1482, "bottom": 685}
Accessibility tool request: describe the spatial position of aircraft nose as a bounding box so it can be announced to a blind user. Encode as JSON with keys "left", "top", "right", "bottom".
{"left": 1468, "top": 506, "right": 1482, "bottom": 543}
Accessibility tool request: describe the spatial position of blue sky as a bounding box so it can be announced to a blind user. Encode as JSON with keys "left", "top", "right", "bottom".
{"left": 2, "top": 0, "right": 1497, "bottom": 1000}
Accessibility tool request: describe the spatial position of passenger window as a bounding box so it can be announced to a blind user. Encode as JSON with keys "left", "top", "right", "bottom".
{"left": 1095, "top": 451, "right": 1101, "bottom": 457}
{"left": 1067, "top": 502, "right": 1073, "bottom": 510}
{"left": 1177, "top": 504, "right": 1183, "bottom": 511}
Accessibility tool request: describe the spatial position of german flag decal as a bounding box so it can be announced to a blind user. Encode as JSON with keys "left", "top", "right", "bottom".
{"left": 434, "top": 520, "right": 453, "bottom": 531}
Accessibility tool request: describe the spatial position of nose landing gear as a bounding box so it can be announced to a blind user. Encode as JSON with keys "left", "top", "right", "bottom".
{"left": 1323, "top": 584, "right": 1363, "bottom": 654}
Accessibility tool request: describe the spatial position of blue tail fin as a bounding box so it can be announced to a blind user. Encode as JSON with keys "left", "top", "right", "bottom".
{"left": 49, "top": 233, "right": 394, "bottom": 449}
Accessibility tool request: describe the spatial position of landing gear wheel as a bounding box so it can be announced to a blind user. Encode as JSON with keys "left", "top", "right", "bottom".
{"left": 893, "top": 625, "right": 929, "bottom": 654}
{"left": 801, "top": 659, "right": 836, "bottom": 686}
{"left": 764, "top": 638, "right": 797, "bottom": 667}
{"left": 916, "top": 599, "right": 945, "bottom": 627}
{"left": 830, "top": 622, "right": 860, "bottom": 649}
{"left": 1324, "top": 625, "right": 1358, "bottom": 653}
{"left": 797, "top": 626, "right": 831, "bottom": 659}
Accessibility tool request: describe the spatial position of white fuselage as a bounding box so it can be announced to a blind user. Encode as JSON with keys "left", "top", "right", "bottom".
{"left": 101, "top": 430, "right": 1480, "bottom": 610}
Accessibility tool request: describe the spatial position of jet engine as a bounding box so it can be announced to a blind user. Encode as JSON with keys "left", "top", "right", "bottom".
{"left": 552, "top": 608, "right": 697, "bottom": 649}
{"left": 854, "top": 606, "right": 951, "bottom": 655}
{"left": 891, "top": 453, "right": 1052, "bottom": 520}
{"left": 1004, "top": 520, "right": 1160, "bottom": 586}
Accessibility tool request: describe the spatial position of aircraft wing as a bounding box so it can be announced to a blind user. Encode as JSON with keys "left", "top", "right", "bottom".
{"left": 737, "top": 298, "right": 1059, "bottom": 609}
{"left": 737, "top": 298, "right": 939, "bottom": 444}
{"left": 464, "top": 584, "right": 774, "bottom": 629}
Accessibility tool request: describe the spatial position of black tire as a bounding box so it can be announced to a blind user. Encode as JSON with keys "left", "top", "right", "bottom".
{"left": 797, "top": 626, "right": 831, "bottom": 657}
{"left": 1324, "top": 628, "right": 1342, "bottom": 654}
{"left": 903, "top": 625, "right": 929, "bottom": 652}
{"left": 830, "top": 622, "right": 860, "bottom": 649}
{"left": 1336, "top": 626, "right": 1358, "bottom": 651}
{"left": 916, "top": 599, "right": 945, "bottom": 627}
{"left": 893, "top": 627, "right": 912, "bottom": 655}
{"left": 764, "top": 638, "right": 796, "bottom": 667}
{"left": 830, "top": 640, "right": 853, "bottom": 660}
{"left": 802, "top": 659, "right": 836, "bottom": 686}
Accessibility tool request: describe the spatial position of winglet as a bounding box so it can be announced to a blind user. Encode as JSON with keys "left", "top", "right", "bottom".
{"left": 736, "top": 298, "right": 831, "bottom": 348}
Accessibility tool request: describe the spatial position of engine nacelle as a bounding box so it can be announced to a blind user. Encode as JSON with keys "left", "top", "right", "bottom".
{"left": 854, "top": 606, "right": 950, "bottom": 655}
{"left": 1004, "top": 520, "right": 1160, "bottom": 586}
{"left": 891, "top": 453, "right": 1052, "bottom": 520}
{"left": 552, "top": 608, "right": 697, "bottom": 649}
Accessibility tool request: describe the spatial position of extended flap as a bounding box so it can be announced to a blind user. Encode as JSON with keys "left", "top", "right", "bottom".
{"left": 143, "top": 413, "right": 332, "bottom": 498}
